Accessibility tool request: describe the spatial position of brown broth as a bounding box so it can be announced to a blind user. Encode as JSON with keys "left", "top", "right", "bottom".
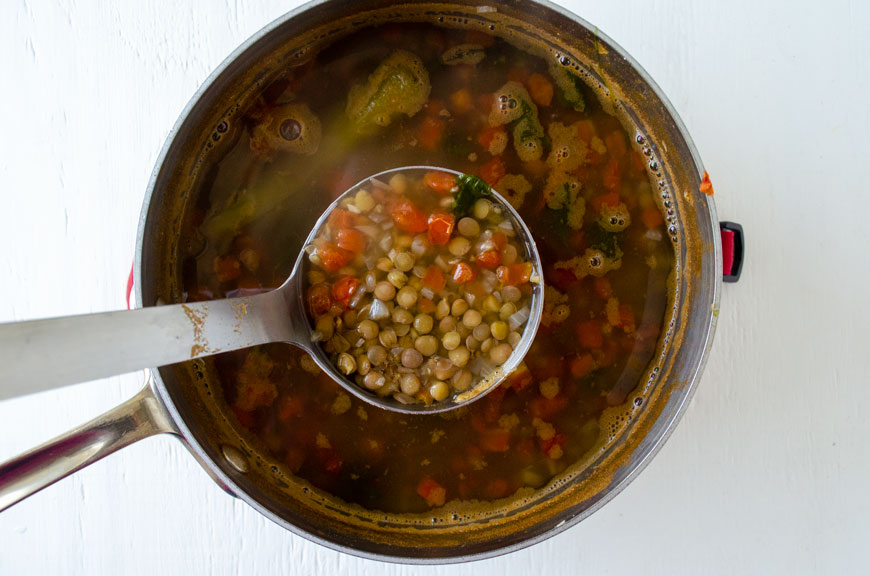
{"left": 181, "top": 23, "right": 674, "bottom": 515}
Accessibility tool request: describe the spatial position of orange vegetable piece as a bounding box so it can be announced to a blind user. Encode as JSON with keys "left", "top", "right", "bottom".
{"left": 477, "top": 248, "right": 501, "bottom": 269}
{"left": 527, "top": 73, "right": 554, "bottom": 107}
{"left": 391, "top": 198, "right": 429, "bottom": 233}
{"left": 491, "top": 231, "right": 508, "bottom": 250}
{"left": 316, "top": 242, "right": 353, "bottom": 271}
{"left": 497, "top": 262, "right": 533, "bottom": 286}
{"left": 277, "top": 396, "right": 304, "bottom": 423}
{"left": 577, "top": 320, "right": 603, "bottom": 348}
{"left": 507, "top": 362, "right": 534, "bottom": 392}
{"left": 418, "top": 297, "right": 436, "bottom": 314}
{"left": 331, "top": 276, "right": 360, "bottom": 308}
{"left": 591, "top": 191, "right": 621, "bottom": 212}
{"left": 477, "top": 125, "right": 506, "bottom": 151}
{"left": 327, "top": 208, "right": 356, "bottom": 229}
{"left": 427, "top": 211, "right": 455, "bottom": 245}
{"left": 417, "top": 477, "right": 447, "bottom": 507}
{"left": 231, "top": 406, "right": 255, "bottom": 429}
{"left": 479, "top": 156, "right": 506, "bottom": 187}
{"left": 604, "top": 130, "right": 627, "bottom": 159}
{"left": 618, "top": 304, "right": 636, "bottom": 331}
{"left": 424, "top": 171, "right": 458, "bottom": 195}
{"left": 213, "top": 255, "right": 241, "bottom": 283}
{"left": 576, "top": 119, "right": 596, "bottom": 143}
{"left": 334, "top": 228, "right": 366, "bottom": 254}
{"left": 484, "top": 478, "right": 511, "bottom": 499}
{"left": 569, "top": 354, "right": 597, "bottom": 379}
{"left": 602, "top": 156, "right": 621, "bottom": 192}
{"left": 700, "top": 170, "right": 714, "bottom": 196}
{"left": 593, "top": 277, "right": 612, "bottom": 300}
{"left": 418, "top": 116, "right": 445, "bottom": 151}
{"left": 641, "top": 205, "right": 664, "bottom": 230}
{"left": 479, "top": 428, "right": 511, "bottom": 452}
{"left": 307, "top": 283, "right": 332, "bottom": 316}
{"left": 422, "top": 265, "right": 446, "bottom": 292}
{"left": 452, "top": 261, "right": 476, "bottom": 284}
{"left": 529, "top": 394, "right": 569, "bottom": 420}
{"left": 449, "top": 88, "right": 474, "bottom": 114}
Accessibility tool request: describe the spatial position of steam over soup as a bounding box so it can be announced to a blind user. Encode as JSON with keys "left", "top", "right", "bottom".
{"left": 182, "top": 22, "right": 674, "bottom": 514}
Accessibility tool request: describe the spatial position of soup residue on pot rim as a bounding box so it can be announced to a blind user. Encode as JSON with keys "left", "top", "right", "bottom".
{"left": 180, "top": 20, "right": 675, "bottom": 516}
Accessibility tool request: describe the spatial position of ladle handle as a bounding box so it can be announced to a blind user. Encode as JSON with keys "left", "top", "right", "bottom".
{"left": 0, "top": 289, "right": 291, "bottom": 401}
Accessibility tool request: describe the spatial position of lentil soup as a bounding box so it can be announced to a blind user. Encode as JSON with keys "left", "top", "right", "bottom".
{"left": 181, "top": 22, "right": 674, "bottom": 515}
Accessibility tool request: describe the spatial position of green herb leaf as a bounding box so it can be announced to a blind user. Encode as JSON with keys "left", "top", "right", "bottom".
{"left": 453, "top": 173, "right": 492, "bottom": 218}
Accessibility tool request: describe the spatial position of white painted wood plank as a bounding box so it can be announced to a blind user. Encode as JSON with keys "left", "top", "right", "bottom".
{"left": 1, "top": 1, "right": 868, "bottom": 574}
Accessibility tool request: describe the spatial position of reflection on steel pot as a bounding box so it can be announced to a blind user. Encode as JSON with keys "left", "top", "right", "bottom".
{"left": 0, "top": 0, "right": 731, "bottom": 563}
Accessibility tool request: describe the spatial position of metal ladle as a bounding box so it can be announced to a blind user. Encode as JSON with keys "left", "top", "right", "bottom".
{"left": 0, "top": 167, "right": 543, "bottom": 413}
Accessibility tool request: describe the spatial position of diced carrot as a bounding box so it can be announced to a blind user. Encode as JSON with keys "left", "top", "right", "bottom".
{"left": 477, "top": 248, "right": 501, "bottom": 269}
{"left": 529, "top": 394, "right": 569, "bottom": 420}
{"left": 427, "top": 211, "right": 455, "bottom": 245}
{"left": 540, "top": 432, "right": 567, "bottom": 459}
{"left": 479, "top": 428, "right": 511, "bottom": 452}
{"left": 527, "top": 73, "right": 554, "bottom": 107}
{"left": 327, "top": 208, "right": 356, "bottom": 229}
{"left": 497, "top": 262, "right": 533, "bottom": 286}
{"left": 618, "top": 304, "right": 636, "bottom": 331}
{"left": 602, "top": 156, "right": 621, "bottom": 193}
{"left": 484, "top": 478, "right": 511, "bottom": 499}
{"left": 452, "top": 261, "right": 476, "bottom": 284}
{"left": 700, "top": 171, "right": 714, "bottom": 196}
{"left": 334, "top": 228, "right": 366, "bottom": 254}
{"left": 213, "top": 255, "right": 241, "bottom": 283}
{"left": 418, "top": 297, "right": 436, "bottom": 314}
{"left": 593, "top": 277, "right": 612, "bottom": 299}
{"left": 316, "top": 242, "right": 353, "bottom": 271}
{"left": 277, "top": 396, "right": 304, "bottom": 423}
{"left": 418, "top": 116, "right": 445, "bottom": 151}
{"left": 231, "top": 406, "right": 255, "bottom": 429}
{"left": 477, "top": 125, "right": 506, "bottom": 151}
{"left": 422, "top": 265, "right": 446, "bottom": 292}
{"left": 424, "top": 170, "right": 458, "bottom": 195}
{"left": 642, "top": 205, "right": 664, "bottom": 230}
{"left": 507, "top": 362, "right": 534, "bottom": 392}
{"left": 569, "top": 354, "right": 597, "bottom": 379}
{"left": 417, "top": 477, "right": 447, "bottom": 507}
{"left": 391, "top": 198, "right": 429, "bottom": 233}
{"left": 307, "top": 283, "right": 332, "bottom": 316}
{"left": 591, "top": 191, "right": 621, "bottom": 212}
{"left": 449, "top": 88, "right": 474, "bottom": 114}
{"left": 492, "top": 231, "right": 508, "bottom": 250}
{"left": 479, "top": 156, "right": 506, "bottom": 187}
{"left": 331, "top": 276, "right": 360, "bottom": 308}
{"left": 604, "top": 130, "right": 627, "bottom": 159}
{"left": 577, "top": 320, "right": 604, "bottom": 348}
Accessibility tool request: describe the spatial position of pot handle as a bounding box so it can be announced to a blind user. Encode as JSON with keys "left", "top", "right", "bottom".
{"left": 0, "top": 378, "right": 178, "bottom": 511}
{"left": 720, "top": 221, "right": 744, "bottom": 282}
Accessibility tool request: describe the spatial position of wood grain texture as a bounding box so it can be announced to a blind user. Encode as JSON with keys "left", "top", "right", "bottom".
{"left": 1, "top": 0, "right": 868, "bottom": 574}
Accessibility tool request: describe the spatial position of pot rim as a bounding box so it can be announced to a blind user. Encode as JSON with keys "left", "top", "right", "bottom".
{"left": 135, "top": 0, "right": 721, "bottom": 564}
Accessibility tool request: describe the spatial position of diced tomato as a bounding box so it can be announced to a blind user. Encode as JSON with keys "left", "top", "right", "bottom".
{"left": 593, "top": 277, "right": 612, "bottom": 300}
{"left": 417, "top": 477, "right": 447, "bottom": 507}
{"left": 527, "top": 73, "right": 554, "bottom": 107}
{"left": 540, "top": 432, "right": 567, "bottom": 458}
{"left": 331, "top": 276, "right": 360, "bottom": 308}
{"left": 477, "top": 125, "right": 506, "bottom": 151}
{"left": 316, "top": 242, "right": 353, "bottom": 271}
{"left": 479, "top": 428, "right": 511, "bottom": 452}
{"left": 569, "top": 354, "right": 597, "bottom": 379}
{"left": 307, "top": 283, "right": 332, "bottom": 316}
{"left": 231, "top": 406, "right": 255, "bottom": 429}
{"left": 391, "top": 198, "right": 429, "bottom": 233}
{"left": 529, "top": 394, "right": 569, "bottom": 419}
{"left": 422, "top": 265, "right": 446, "bottom": 292}
{"left": 477, "top": 248, "right": 501, "bottom": 269}
{"left": 419, "top": 116, "right": 445, "bottom": 151}
{"left": 479, "top": 156, "right": 506, "bottom": 187}
{"left": 424, "top": 171, "right": 458, "bottom": 195}
{"left": 327, "top": 208, "right": 356, "bottom": 229}
{"left": 642, "top": 205, "right": 664, "bottom": 229}
{"left": 507, "top": 362, "right": 534, "bottom": 392}
{"left": 334, "top": 228, "right": 366, "bottom": 254}
{"left": 427, "top": 211, "right": 455, "bottom": 245}
{"left": 602, "top": 156, "right": 622, "bottom": 193}
{"left": 452, "top": 261, "right": 476, "bottom": 284}
{"left": 604, "top": 130, "right": 627, "bottom": 159}
{"left": 497, "top": 262, "right": 533, "bottom": 286}
{"left": 700, "top": 171, "right": 714, "bottom": 196}
{"left": 577, "top": 320, "right": 604, "bottom": 348}
{"left": 591, "top": 191, "right": 621, "bottom": 212}
{"left": 213, "top": 255, "right": 242, "bottom": 283}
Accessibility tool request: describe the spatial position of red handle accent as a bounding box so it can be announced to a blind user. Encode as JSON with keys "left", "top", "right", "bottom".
{"left": 126, "top": 263, "right": 134, "bottom": 310}
{"left": 721, "top": 229, "right": 735, "bottom": 277}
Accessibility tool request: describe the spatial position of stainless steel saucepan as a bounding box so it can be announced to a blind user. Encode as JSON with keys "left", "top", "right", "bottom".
{"left": 0, "top": 0, "right": 741, "bottom": 563}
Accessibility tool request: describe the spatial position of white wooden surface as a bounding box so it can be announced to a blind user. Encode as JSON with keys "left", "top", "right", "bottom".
{"left": 1, "top": 1, "right": 868, "bottom": 574}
